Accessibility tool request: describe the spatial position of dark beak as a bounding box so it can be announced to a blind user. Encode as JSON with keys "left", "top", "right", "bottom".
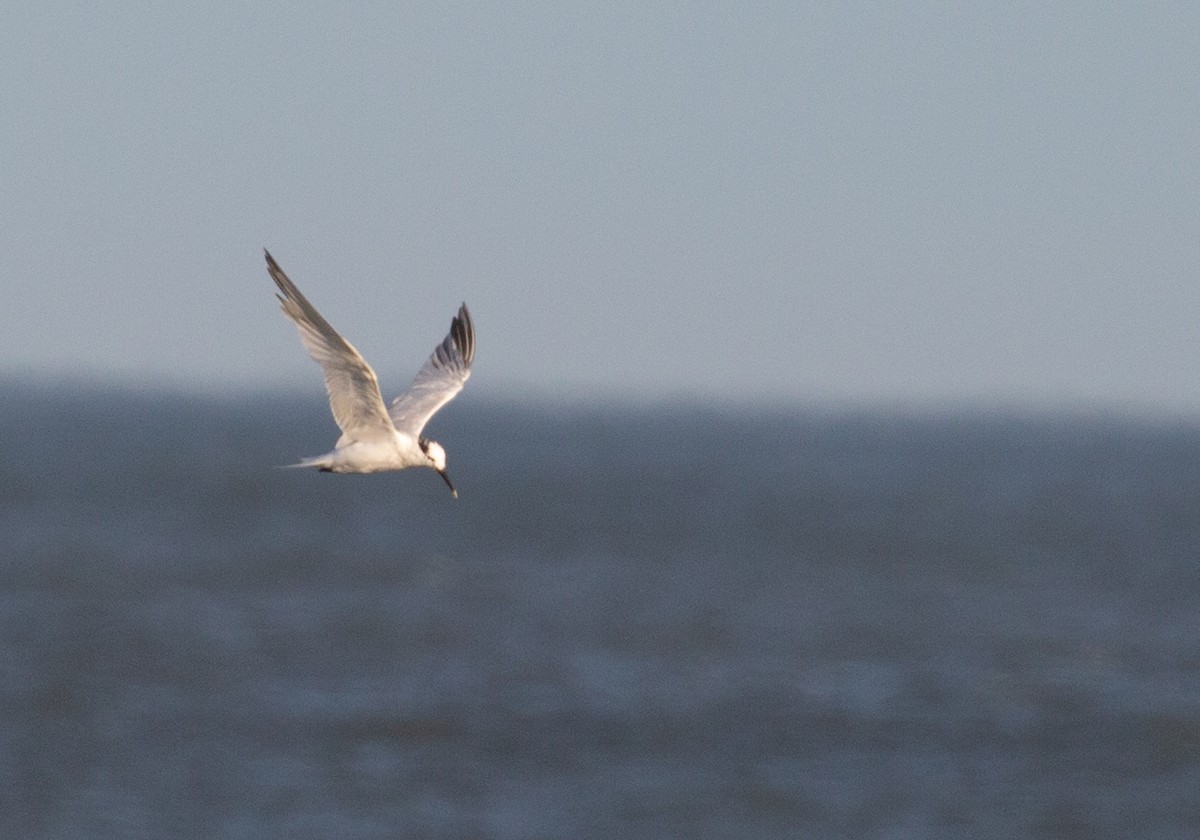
{"left": 438, "top": 469, "right": 458, "bottom": 498}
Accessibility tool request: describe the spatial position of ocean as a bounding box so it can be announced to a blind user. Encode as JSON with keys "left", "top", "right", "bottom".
{"left": 1, "top": 382, "right": 1198, "bottom": 838}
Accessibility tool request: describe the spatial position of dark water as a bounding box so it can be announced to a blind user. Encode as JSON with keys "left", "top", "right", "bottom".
{"left": 2, "top": 383, "right": 1199, "bottom": 838}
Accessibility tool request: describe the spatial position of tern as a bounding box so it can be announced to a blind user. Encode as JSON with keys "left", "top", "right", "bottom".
{"left": 264, "top": 250, "right": 475, "bottom": 496}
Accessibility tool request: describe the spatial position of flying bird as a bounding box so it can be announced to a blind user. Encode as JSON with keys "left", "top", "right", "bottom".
{"left": 264, "top": 249, "right": 475, "bottom": 496}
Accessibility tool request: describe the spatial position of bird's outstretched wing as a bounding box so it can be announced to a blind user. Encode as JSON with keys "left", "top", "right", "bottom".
{"left": 265, "top": 250, "right": 395, "bottom": 443}
{"left": 389, "top": 304, "right": 475, "bottom": 437}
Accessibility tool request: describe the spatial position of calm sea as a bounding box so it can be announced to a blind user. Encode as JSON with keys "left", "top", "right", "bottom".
{"left": 1, "top": 382, "right": 1198, "bottom": 838}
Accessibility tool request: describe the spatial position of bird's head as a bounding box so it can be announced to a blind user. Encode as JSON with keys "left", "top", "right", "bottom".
{"left": 419, "top": 437, "right": 457, "bottom": 498}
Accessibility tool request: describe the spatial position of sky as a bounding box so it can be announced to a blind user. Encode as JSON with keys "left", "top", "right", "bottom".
{"left": 3, "top": 3, "right": 1200, "bottom": 411}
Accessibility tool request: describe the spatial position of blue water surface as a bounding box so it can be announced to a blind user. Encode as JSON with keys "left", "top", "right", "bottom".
{"left": 1, "top": 383, "right": 1198, "bottom": 838}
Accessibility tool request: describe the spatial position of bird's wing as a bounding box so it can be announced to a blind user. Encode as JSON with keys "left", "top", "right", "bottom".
{"left": 388, "top": 303, "right": 475, "bottom": 436}
{"left": 265, "top": 250, "right": 395, "bottom": 443}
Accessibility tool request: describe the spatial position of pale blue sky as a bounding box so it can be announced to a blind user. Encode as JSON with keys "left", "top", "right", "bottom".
{"left": 3, "top": 3, "right": 1199, "bottom": 409}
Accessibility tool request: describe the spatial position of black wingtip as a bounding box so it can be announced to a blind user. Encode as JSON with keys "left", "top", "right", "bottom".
{"left": 450, "top": 302, "right": 475, "bottom": 365}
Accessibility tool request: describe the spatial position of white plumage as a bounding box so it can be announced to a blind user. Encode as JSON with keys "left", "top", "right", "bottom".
{"left": 265, "top": 250, "right": 475, "bottom": 496}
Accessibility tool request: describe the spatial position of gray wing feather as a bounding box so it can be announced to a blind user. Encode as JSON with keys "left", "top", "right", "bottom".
{"left": 264, "top": 250, "right": 395, "bottom": 443}
{"left": 389, "top": 303, "right": 475, "bottom": 436}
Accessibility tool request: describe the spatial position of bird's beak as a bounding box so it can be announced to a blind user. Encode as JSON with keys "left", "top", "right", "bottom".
{"left": 438, "top": 469, "right": 458, "bottom": 498}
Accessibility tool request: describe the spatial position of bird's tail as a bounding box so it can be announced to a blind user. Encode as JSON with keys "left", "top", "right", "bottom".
{"left": 277, "top": 455, "right": 334, "bottom": 470}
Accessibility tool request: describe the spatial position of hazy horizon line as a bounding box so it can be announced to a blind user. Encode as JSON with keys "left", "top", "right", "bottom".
{"left": 5, "top": 369, "right": 1200, "bottom": 424}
